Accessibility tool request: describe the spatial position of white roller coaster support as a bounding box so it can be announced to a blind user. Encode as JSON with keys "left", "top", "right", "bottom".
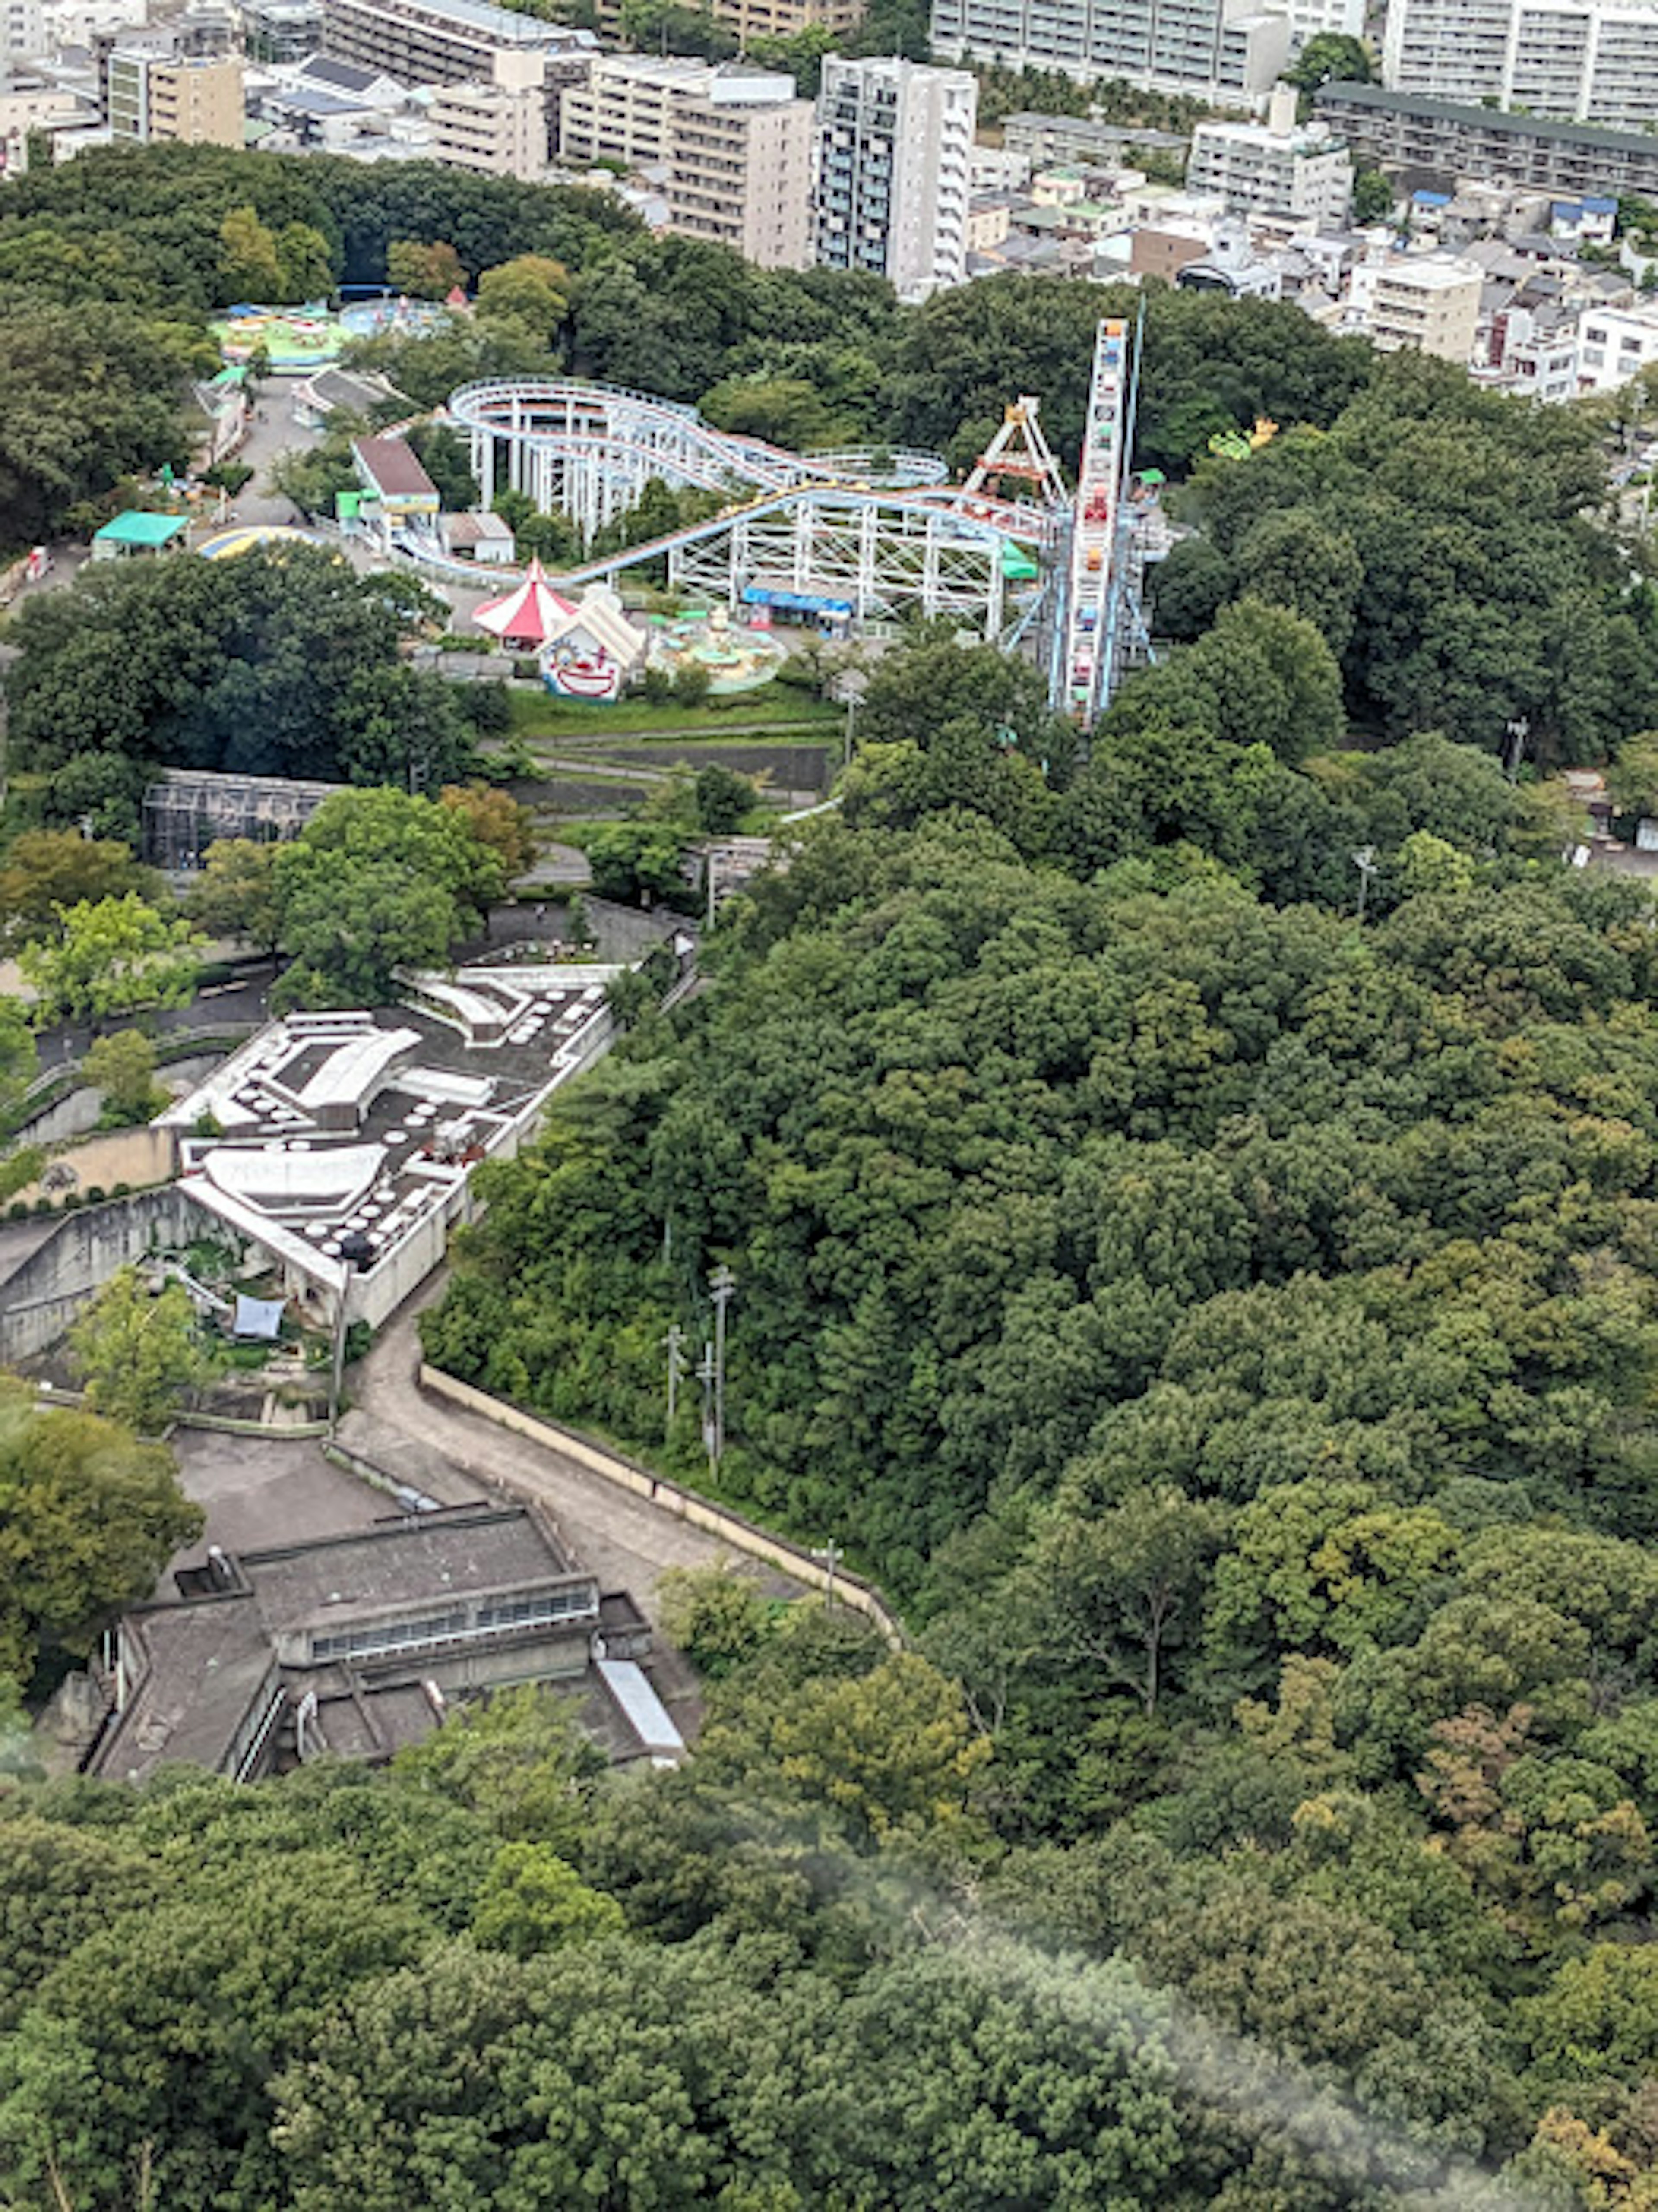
{"left": 446, "top": 378, "right": 1055, "bottom": 641}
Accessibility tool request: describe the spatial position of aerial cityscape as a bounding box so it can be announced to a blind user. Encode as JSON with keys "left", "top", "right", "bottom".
{"left": 5, "top": 0, "right": 1658, "bottom": 2196}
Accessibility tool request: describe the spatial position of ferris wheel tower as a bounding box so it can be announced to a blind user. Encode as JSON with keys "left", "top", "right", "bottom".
{"left": 1052, "top": 312, "right": 1145, "bottom": 723}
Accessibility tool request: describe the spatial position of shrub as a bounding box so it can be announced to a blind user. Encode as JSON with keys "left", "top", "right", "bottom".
{"left": 85, "top": 1186, "right": 106, "bottom": 1205}
{"left": 32, "top": 1197, "right": 52, "bottom": 1216}
{"left": 7, "top": 1202, "right": 27, "bottom": 1221}
{"left": 111, "top": 1181, "right": 131, "bottom": 1198}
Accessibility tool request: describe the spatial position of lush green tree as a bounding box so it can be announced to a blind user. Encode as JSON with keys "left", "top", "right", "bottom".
{"left": 470, "top": 1841, "right": 625, "bottom": 1957}
{"left": 1282, "top": 32, "right": 1375, "bottom": 92}
{"left": 0, "top": 832, "right": 155, "bottom": 950}
{"left": 384, "top": 236, "right": 466, "bottom": 297}
{"left": 82, "top": 1029, "right": 166, "bottom": 1127}
{"left": 69, "top": 1267, "right": 209, "bottom": 1433}
{"left": 272, "top": 787, "right": 503, "bottom": 1008}
{"left": 0, "top": 1373, "right": 200, "bottom": 1684}
{"left": 184, "top": 836, "right": 285, "bottom": 953}
{"left": 657, "top": 1562, "right": 782, "bottom": 1679}
{"left": 473, "top": 252, "right": 570, "bottom": 345}
{"left": 19, "top": 894, "right": 203, "bottom": 1028}
{"left": 1352, "top": 167, "right": 1395, "bottom": 225}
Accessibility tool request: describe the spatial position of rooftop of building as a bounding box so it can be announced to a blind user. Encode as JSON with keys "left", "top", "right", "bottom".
{"left": 332, "top": 0, "right": 589, "bottom": 41}
{"left": 351, "top": 433, "right": 439, "bottom": 499}
{"left": 93, "top": 509, "right": 188, "bottom": 547}
{"left": 163, "top": 968, "right": 621, "bottom": 1295}
{"left": 89, "top": 1496, "right": 660, "bottom": 1784}
{"left": 1316, "top": 78, "right": 1658, "bottom": 156}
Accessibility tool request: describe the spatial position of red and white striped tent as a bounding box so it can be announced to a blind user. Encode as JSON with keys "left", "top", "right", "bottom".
{"left": 471, "top": 557, "right": 576, "bottom": 647}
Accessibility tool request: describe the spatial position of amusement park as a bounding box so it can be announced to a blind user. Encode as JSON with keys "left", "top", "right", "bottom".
{"left": 35, "top": 292, "right": 1169, "bottom": 726}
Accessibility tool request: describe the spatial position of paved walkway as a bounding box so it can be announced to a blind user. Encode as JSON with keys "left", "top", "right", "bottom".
{"left": 348, "top": 1277, "right": 794, "bottom": 1628}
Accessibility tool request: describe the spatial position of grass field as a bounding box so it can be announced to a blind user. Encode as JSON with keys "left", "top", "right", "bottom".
{"left": 506, "top": 682, "right": 839, "bottom": 740}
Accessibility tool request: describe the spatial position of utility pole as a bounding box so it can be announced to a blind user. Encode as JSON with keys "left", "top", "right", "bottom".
{"left": 709, "top": 1263, "right": 736, "bottom": 1468}
{"left": 1505, "top": 715, "right": 1531, "bottom": 785}
{"left": 1352, "top": 845, "right": 1377, "bottom": 921}
{"left": 696, "top": 1339, "right": 716, "bottom": 1470}
{"left": 813, "top": 1538, "right": 843, "bottom": 1609}
{"left": 662, "top": 1321, "right": 687, "bottom": 1435}
{"left": 705, "top": 848, "right": 718, "bottom": 932}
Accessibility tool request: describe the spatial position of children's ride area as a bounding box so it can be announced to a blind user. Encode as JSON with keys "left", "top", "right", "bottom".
{"left": 212, "top": 296, "right": 446, "bottom": 373}
{"left": 645, "top": 606, "right": 787, "bottom": 695}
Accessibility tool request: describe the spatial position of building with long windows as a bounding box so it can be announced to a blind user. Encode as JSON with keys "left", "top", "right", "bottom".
{"left": 559, "top": 55, "right": 813, "bottom": 268}
{"left": 431, "top": 46, "right": 547, "bottom": 177}
{"left": 814, "top": 57, "right": 976, "bottom": 301}
{"left": 1314, "top": 80, "right": 1658, "bottom": 198}
{"left": 1381, "top": 0, "right": 1658, "bottom": 129}
{"left": 105, "top": 32, "right": 243, "bottom": 143}
{"left": 1187, "top": 82, "right": 1352, "bottom": 219}
{"left": 930, "top": 0, "right": 1291, "bottom": 108}
{"left": 321, "top": 0, "right": 587, "bottom": 88}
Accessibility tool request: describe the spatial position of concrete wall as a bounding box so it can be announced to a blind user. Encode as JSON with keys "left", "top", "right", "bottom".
{"left": 8, "top": 1126, "right": 175, "bottom": 1210}
{"left": 11, "top": 1054, "right": 226, "bottom": 1151}
{"left": 0, "top": 1184, "right": 213, "bottom": 1363}
{"left": 420, "top": 1364, "right": 905, "bottom": 1646}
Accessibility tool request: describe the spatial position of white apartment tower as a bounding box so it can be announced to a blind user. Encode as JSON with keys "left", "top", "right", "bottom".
{"left": 815, "top": 57, "right": 976, "bottom": 301}
{"left": 1382, "top": 0, "right": 1658, "bottom": 128}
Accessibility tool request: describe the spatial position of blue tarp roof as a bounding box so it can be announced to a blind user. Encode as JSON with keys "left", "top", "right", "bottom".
{"left": 741, "top": 585, "right": 854, "bottom": 616}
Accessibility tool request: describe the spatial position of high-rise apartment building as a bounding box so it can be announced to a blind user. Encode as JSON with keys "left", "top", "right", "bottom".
{"left": 105, "top": 33, "right": 243, "bottom": 143}
{"left": 322, "top": 0, "right": 586, "bottom": 89}
{"left": 1186, "top": 82, "right": 1353, "bottom": 220}
{"left": 431, "top": 47, "right": 546, "bottom": 177}
{"left": 559, "top": 56, "right": 813, "bottom": 269}
{"left": 1381, "top": 0, "right": 1658, "bottom": 129}
{"left": 929, "top": 0, "right": 1291, "bottom": 108}
{"left": 814, "top": 57, "right": 975, "bottom": 301}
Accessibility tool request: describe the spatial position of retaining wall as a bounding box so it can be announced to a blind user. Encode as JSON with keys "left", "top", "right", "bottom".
{"left": 419, "top": 1363, "right": 904, "bottom": 1646}
{"left": 0, "top": 1185, "right": 208, "bottom": 1363}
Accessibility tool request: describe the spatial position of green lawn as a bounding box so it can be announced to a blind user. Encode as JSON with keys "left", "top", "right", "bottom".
{"left": 506, "top": 682, "right": 839, "bottom": 739}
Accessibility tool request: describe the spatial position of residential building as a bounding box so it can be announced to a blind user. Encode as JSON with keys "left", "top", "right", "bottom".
{"left": 1187, "top": 82, "right": 1352, "bottom": 221}
{"left": 929, "top": 0, "right": 1291, "bottom": 108}
{"left": 559, "top": 56, "right": 813, "bottom": 269}
{"left": 1001, "top": 109, "right": 1189, "bottom": 167}
{"left": 814, "top": 57, "right": 975, "bottom": 301}
{"left": 240, "top": 0, "right": 322, "bottom": 62}
{"left": 352, "top": 435, "right": 441, "bottom": 529}
{"left": 431, "top": 45, "right": 546, "bottom": 177}
{"left": 321, "top": 0, "right": 589, "bottom": 89}
{"left": 1574, "top": 300, "right": 1658, "bottom": 391}
{"left": 0, "top": 72, "right": 83, "bottom": 169}
{"left": 1381, "top": 0, "right": 1658, "bottom": 130}
{"left": 105, "top": 34, "right": 243, "bottom": 143}
{"left": 1, "top": 0, "right": 44, "bottom": 70}
{"left": 1315, "top": 82, "right": 1658, "bottom": 201}
{"left": 1346, "top": 247, "right": 1483, "bottom": 359}
{"left": 591, "top": 0, "right": 861, "bottom": 41}
{"left": 1475, "top": 299, "right": 1581, "bottom": 399}
{"left": 1281, "top": 0, "right": 1359, "bottom": 50}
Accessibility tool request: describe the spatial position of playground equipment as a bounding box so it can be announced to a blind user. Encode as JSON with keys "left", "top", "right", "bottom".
{"left": 646, "top": 605, "right": 787, "bottom": 695}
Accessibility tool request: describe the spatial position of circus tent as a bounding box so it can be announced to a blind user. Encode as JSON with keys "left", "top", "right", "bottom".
{"left": 471, "top": 557, "right": 575, "bottom": 646}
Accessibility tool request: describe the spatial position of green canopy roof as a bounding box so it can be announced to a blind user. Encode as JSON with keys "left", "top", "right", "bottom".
{"left": 94, "top": 511, "right": 187, "bottom": 548}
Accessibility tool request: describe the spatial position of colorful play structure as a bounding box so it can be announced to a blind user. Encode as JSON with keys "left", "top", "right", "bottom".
{"left": 211, "top": 295, "right": 446, "bottom": 375}
{"left": 196, "top": 523, "right": 328, "bottom": 561}
{"left": 446, "top": 332, "right": 1165, "bottom": 717}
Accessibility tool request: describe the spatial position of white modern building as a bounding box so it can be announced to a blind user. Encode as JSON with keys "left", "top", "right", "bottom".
{"left": 559, "top": 55, "right": 813, "bottom": 269}
{"left": 1382, "top": 0, "right": 1658, "bottom": 130}
{"left": 930, "top": 0, "right": 1292, "bottom": 106}
{"left": 814, "top": 57, "right": 976, "bottom": 301}
{"left": 1574, "top": 301, "right": 1658, "bottom": 392}
{"left": 1187, "top": 82, "right": 1353, "bottom": 221}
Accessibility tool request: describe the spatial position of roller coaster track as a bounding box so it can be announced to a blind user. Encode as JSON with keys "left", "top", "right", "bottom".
{"left": 441, "top": 378, "right": 1060, "bottom": 635}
